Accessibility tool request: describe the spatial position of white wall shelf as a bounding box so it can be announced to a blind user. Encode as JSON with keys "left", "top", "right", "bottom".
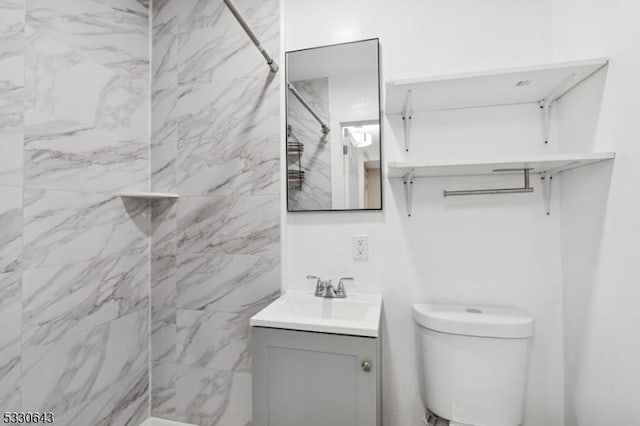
{"left": 120, "top": 192, "right": 180, "bottom": 200}
{"left": 385, "top": 58, "right": 609, "bottom": 151}
{"left": 388, "top": 152, "right": 615, "bottom": 216}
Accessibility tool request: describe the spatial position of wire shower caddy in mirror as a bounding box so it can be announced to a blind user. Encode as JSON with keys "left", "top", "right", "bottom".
{"left": 287, "top": 125, "right": 305, "bottom": 190}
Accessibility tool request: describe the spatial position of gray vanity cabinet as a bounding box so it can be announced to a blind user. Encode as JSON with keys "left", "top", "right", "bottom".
{"left": 252, "top": 327, "right": 381, "bottom": 426}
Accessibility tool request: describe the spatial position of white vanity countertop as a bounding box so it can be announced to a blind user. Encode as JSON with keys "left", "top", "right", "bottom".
{"left": 250, "top": 290, "right": 383, "bottom": 337}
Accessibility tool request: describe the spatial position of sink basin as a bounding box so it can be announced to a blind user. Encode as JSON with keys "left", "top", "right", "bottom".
{"left": 250, "top": 290, "right": 382, "bottom": 337}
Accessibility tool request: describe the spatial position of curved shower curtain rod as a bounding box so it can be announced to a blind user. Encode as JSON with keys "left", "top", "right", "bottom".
{"left": 287, "top": 82, "right": 331, "bottom": 135}
{"left": 223, "top": 0, "right": 329, "bottom": 135}
{"left": 223, "top": 0, "right": 279, "bottom": 73}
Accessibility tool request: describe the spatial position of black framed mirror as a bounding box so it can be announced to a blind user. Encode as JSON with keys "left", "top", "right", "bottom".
{"left": 286, "top": 38, "right": 382, "bottom": 212}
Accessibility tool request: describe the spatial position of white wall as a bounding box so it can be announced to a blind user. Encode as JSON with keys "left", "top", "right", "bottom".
{"left": 282, "top": 1, "right": 566, "bottom": 425}
{"left": 553, "top": 0, "right": 640, "bottom": 424}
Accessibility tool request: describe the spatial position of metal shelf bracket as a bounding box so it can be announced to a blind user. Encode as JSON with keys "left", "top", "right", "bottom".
{"left": 539, "top": 99, "right": 553, "bottom": 145}
{"left": 401, "top": 90, "right": 413, "bottom": 152}
{"left": 538, "top": 72, "right": 577, "bottom": 144}
{"left": 541, "top": 173, "right": 553, "bottom": 215}
{"left": 403, "top": 170, "right": 415, "bottom": 217}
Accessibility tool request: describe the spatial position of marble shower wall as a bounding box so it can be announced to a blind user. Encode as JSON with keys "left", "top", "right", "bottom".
{"left": 150, "top": 0, "right": 281, "bottom": 424}
{"left": 0, "top": 1, "right": 151, "bottom": 425}
{"left": 0, "top": 0, "right": 280, "bottom": 423}
{"left": 287, "top": 78, "right": 332, "bottom": 210}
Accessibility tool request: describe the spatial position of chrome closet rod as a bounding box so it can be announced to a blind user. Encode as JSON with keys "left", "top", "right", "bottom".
{"left": 287, "top": 82, "right": 330, "bottom": 134}
{"left": 223, "top": 0, "right": 279, "bottom": 73}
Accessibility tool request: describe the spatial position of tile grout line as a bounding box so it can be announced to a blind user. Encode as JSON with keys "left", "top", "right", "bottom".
{"left": 19, "top": 0, "right": 26, "bottom": 413}
{"left": 148, "top": 0, "right": 154, "bottom": 421}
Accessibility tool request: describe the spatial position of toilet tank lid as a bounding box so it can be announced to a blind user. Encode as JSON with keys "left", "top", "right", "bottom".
{"left": 412, "top": 303, "right": 534, "bottom": 338}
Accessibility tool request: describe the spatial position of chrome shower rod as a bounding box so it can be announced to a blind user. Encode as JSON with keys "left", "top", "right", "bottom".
{"left": 223, "top": 0, "right": 279, "bottom": 73}
{"left": 287, "top": 82, "right": 330, "bottom": 134}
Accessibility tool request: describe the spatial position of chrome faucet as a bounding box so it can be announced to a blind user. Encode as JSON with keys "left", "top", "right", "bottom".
{"left": 335, "top": 277, "right": 353, "bottom": 298}
{"left": 306, "top": 275, "right": 354, "bottom": 298}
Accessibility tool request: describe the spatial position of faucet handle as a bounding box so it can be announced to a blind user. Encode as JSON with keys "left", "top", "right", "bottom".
{"left": 307, "top": 275, "right": 324, "bottom": 296}
{"left": 306, "top": 275, "right": 321, "bottom": 283}
{"left": 338, "top": 277, "right": 354, "bottom": 286}
{"left": 336, "top": 277, "right": 354, "bottom": 297}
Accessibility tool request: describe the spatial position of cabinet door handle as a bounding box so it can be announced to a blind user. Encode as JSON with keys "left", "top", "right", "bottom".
{"left": 362, "top": 360, "right": 372, "bottom": 372}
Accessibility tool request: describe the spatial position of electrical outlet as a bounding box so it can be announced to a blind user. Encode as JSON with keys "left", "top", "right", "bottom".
{"left": 353, "top": 235, "right": 368, "bottom": 260}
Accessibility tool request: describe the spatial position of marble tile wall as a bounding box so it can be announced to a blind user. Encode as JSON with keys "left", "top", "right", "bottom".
{"left": 0, "top": 0, "right": 151, "bottom": 424}
{"left": 1, "top": 0, "right": 281, "bottom": 423}
{"left": 287, "top": 78, "right": 332, "bottom": 210}
{"left": 150, "top": 0, "right": 281, "bottom": 424}
{"left": 0, "top": 0, "right": 24, "bottom": 413}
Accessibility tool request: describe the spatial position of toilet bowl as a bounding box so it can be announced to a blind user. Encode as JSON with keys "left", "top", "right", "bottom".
{"left": 413, "top": 304, "right": 534, "bottom": 426}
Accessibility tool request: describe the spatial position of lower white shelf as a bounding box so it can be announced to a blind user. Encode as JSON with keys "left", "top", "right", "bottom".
{"left": 120, "top": 192, "right": 179, "bottom": 200}
{"left": 387, "top": 152, "right": 615, "bottom": 178}
{"left": 387, "top": 152, "right": 615, "bottom": 217}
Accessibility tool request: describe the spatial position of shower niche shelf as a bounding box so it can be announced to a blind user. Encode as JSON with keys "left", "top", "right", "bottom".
{"left": 388, "top": 152, "right": 615, "bottom": 217}
{"left": 120, "top": 192, "right": 179, "bottom": 200}
{"left": 385, "top": 58, "right": 609, "bottom": 151}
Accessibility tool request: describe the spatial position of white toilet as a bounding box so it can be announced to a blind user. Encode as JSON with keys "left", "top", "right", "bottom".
{"left": 412, "top": 304, "right": 534, "bottom": 426}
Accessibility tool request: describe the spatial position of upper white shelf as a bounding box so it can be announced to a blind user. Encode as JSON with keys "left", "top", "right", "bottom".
{"left": 387, "top": 152, "right": 615, "bottom": 178}
{"left": 120, "top": 192, "right": 179, "bottom": 200}
{"left": 385, "top": 58, "right": 609, "bottom": 114}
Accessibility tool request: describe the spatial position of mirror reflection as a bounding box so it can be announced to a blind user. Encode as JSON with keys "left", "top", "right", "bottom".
{"left": 286, "top": 39, "right": 382, "bottom": 211}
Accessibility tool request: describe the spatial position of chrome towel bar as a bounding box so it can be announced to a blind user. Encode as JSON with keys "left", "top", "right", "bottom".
{"left": 443, "top": 168, "right": 534, "bottom": 197}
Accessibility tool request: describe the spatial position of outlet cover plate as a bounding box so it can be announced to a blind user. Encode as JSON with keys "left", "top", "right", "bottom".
{"left": 353, "top": 235, "right": 368, "bottom": 260}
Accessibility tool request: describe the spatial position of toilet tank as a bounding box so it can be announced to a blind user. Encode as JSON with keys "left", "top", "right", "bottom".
{"left": 412, "top": 304, "right": 534, "bottom": 426}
